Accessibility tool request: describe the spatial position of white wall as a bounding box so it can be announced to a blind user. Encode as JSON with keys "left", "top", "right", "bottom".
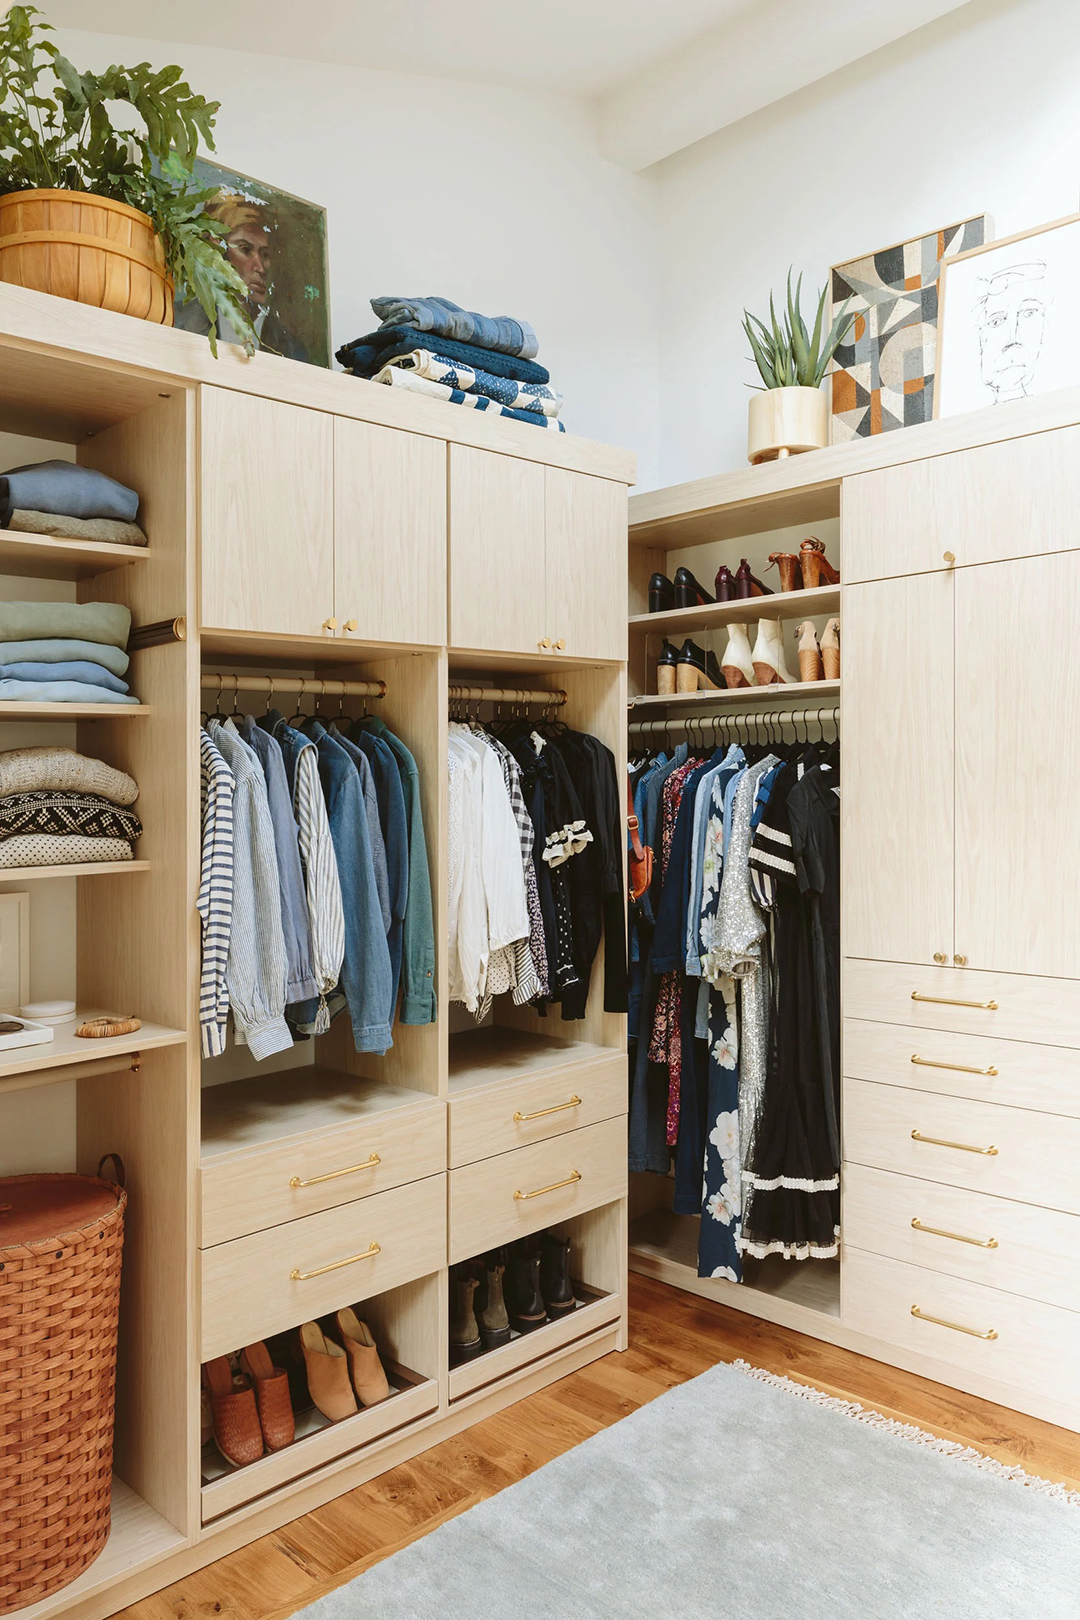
{"left": 55, "top": 27, "right": 662, "bottom": 484}
{"left": 653, "top": 0, "right": 1080, "bottom": 485}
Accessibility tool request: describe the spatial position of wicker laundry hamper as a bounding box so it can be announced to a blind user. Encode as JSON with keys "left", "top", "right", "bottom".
{"left": 0, "top": 1158, "right": 127, "bottom": 1614}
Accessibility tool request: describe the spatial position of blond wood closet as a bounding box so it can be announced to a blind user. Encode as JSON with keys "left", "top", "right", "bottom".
{"left": 627, "top": 391, "right": 1080, "bottom": 1436}
{"left": 0, "top": 284, "right": 631, "bottom": 1620}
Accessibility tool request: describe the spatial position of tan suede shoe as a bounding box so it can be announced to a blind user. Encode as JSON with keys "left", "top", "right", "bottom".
{"left": 336, "top": 1307, "right": 391, "bottom": 1406}
{"left": 299, "top": 1320, "right": 358, "bottom": 1422}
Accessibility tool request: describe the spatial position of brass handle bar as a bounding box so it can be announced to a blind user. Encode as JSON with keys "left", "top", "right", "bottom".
{"left": 514, "top": 1170, "right": 582, "bottom": 1201}
{"left": 912, "top": 1218, "right": 999, "bottom": 1249}
{"left": 911, "top": 1305, "right": 997, "bottom": 1340}
{"left": 289, "top": 1240, "right": 380, "bottom": 1281}
{"left": 911, "top": 1054, "right": 998, "bottom": 1077}
{"left": 911, "top": 1130, "right": 998, "bottom": 1155}
{"left": 513, "top": 1096, "right": 582, "bottom": 1123}
{"left": 289, "top": 1153, "right": 381, "bottom": 1189}
{"left": 911, "top": 991, "right": 998, "bottom": 1010}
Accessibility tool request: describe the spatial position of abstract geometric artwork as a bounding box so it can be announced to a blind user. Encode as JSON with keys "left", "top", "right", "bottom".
{"left": 829, "top": 217, "right": 988, "bottom": 441}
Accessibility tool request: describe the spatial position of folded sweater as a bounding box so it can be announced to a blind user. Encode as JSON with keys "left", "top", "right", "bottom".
{"left": 0, "top": 833, "right": 133, "bottom": 869}
{"left": 0, "top": 746, "right": 138, "bottom": 805}
{"left": 8, "top": 509, "right": 146, "bottom": 547}
{"left": 370, "top": 296, "right": 538, "bottom": 359}
{"left": 0, "top": 601, "right": 131, "bottom": 649}
{"left": 372, "top": 365, "right": 566, "bottom": 431}
{"left": 0, "top": 679, "right": 139, "bottom": 705}
{"left": 336, "top": 327, "right": 551, "bottom": 386}
{"left": 0, "top": 638, "right": 129, "bottom": 677}
{"left": 0, "top": 791, "right": 142, "bottom": 845}
{"left": 0, "top": 461, "right": 139, "bottom": 528}
{"left": 0, "top": 661, "right": 128, "bottom": 693}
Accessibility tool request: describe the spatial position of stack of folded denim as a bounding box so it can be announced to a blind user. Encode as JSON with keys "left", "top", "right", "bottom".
{"left": 0, "top": 601, "right": 138, "bottom": 705}
{"left": 336, "top": 297, "right": 565, "bottom": 432}
{"left": 0, "top": 745, "right": 142, "bottom": 869}
{"left": 0, "top": 460, "right": 146, "bottom": 546}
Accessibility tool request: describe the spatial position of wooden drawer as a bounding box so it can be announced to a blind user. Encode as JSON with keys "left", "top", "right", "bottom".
{"left": 448, "top": 1117, "right": 626, "bottom": 1263}
{"left": 842, "top": 1247, "right": 1080, "bottom": 1407}
{"left": 844, "top": 1018, "right": 1080, "bottom": 1119}
{"left": 844, "top": 958, "right": 1080, "bottom": 1048}
{"left": 449, "top": 1054, "right": 625, "bottom": 1169}
{"left": 844, "top": 1163, "right": 1080, "bottom": 1314}
{"left": 844, "top": 1078, "right": 1080, "bottom": 1214}
{"left": 201, "top": 1174, "right": 446, "bottom": 1359}
{"left": 200, "top": 1099, "right": 446, "bottom": 1248}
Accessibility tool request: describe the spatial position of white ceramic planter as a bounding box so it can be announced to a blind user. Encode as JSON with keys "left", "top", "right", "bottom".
{"left": 747, "top": 385, "right": 828, "bottom": 465}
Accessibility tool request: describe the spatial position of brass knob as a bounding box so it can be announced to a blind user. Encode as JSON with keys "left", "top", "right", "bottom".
{"left": 538, "top": 638, "right": 552, "bottom": 651}
{"left": 343, "top": 619, "right": 358, "bottom": 633}
{"left": 953, "top": 954, "right": 967, "bottom": 967}
{"left": 933, "top": 952, "right": 947, "bottom": 964}
{"left": 322, "top": 616, "right": 339, "bottom": 632}
{"left": 943, "top": 551, "right": 956, "bottom": 565}
{"left": 554, "top": 639, "right": 566, "bottom": 651}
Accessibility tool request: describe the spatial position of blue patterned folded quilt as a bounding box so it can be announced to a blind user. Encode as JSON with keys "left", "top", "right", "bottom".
{"left": 389, "top": 351, "right": 561, "bottom": 416}
{"left": 372, "top": 365, "right": 565, "bottom": 430}
{"left": 370, "top": 296, "right": 538, "bottom": 359}
{"left": 336, "top": 328, "right": 551, "bottom": 386}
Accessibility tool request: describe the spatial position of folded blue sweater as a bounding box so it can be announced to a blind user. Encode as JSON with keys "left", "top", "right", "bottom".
{"left": 336, "top": 327, "right": 551, "bottom": 386}
{"left": 370, "top": 296, "right": 538, "bottom": 359}
{"left": 0, "top": 679, "right": 139, "bottom": 705}
{"left": 0, "top": 661, "right": 128, "bottom": 693}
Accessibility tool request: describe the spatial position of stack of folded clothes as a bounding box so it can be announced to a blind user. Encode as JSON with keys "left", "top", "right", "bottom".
{"left": 0, "top": 460, "right": 146, "bottom": 547}
{"left": 0, "top": 600, "right": 138, "bottom": 705}
{"left": 336, "top": 296, "right": 565, "bottom": 432}
{"left": 0, "top": 746, "right": 142, "bottom": 869}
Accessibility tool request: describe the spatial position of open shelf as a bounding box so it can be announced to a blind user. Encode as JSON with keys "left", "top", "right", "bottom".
{"left": 0, "top": 859, "right": 149, "bottom": 882}
{"left": 449, "top": 1279, "right": 620, "bottom": 1403}
{"left": 448, "top": 1026, "right": 618, "bottom": 1098}
{"left": 200, "top": 1065, "right": 440, "bottom": 1163}
{"left": 632, "top": 678, "right": 839, "bottom": 713}
{"left": 0, "top": 528, "right": 148, "bottom": 580}
{"left": 0, "top": 702, "right": 149, "bottom": 718}
{"left": 630, "top": 583, "right": 839, "bottom": 637}
{"left": 16, "top": 1479, "right": 186, "bottom": 1620}
{"left": 0, "top": 1010, "right": 185, "bottom": 1091}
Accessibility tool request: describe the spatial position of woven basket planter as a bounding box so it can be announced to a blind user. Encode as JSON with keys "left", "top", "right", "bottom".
{"left": 0, "top": 189, "right": 174, "bottom": 325}
{"left": 0, "top": 1165, "right": 127, "bottom": 1614}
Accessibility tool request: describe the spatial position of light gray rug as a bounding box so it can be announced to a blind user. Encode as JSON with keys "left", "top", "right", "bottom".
{"left": 299, "top": 1360, "right": 1080, "bottom": 1620}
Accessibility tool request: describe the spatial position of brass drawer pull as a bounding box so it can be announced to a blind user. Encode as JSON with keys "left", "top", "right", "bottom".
{"left": 514, "top": 1095, "right": 582, "bottom": 1123}
{"left": 911, "top": 1305, "right": 998, "bottom": 1340}
{"left": 514, "top": 1170, "right": 581, "bottom": 1201}
{"left": 289, "top": 1153, "right": 381, "bottom": 1188}
{"left": 912, "top": 1218, "right": 999, "bottom": 1249}
{"left": 911, "top": 1054, "right": 998, "bottom": 1077}
{"left": 911, "top": 1130, "right": 998, "bottom": 1155}
{"left": 911, "top": 991, "right": 998, "bottom": 1010}
{"left": 290, "top": 1240, "right": 381, "bottom": 1281}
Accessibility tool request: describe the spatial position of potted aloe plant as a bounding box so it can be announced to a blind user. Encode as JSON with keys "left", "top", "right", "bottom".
{"left": 743, "top": 271, "right": 855, "bottom": 464}
{"left": 0, "top": 5, "right": 254, "bottom": 352}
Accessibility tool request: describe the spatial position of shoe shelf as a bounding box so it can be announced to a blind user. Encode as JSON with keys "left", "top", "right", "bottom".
{"left": 629, "top": 583, "right": 840, "bottom": 637}
{"left": 632, "top": 678, "right": 839, "bottom": 713}
{"left": 0, "top": 1012, "right": 186, "bottom": 1096}
{"left": 449, "top": 1279, "right": 619, "bottom": 1405}
{"left": 0, "top": 529, "right": 150, "bottom": 581}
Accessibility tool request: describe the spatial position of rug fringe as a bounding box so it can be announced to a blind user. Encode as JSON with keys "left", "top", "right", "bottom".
{"left": 731, "top": 1360, "right": 1080, "bottom": 1508}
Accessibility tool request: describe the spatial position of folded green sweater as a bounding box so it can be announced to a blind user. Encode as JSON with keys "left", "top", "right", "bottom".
{"left": 0, "top": 601, "right": 131, "bottom": 649}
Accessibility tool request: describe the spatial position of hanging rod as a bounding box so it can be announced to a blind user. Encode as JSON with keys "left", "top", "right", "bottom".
{"left": 448, "top": 685, "right": 566, "bottom": 706}
{"left": 200, "top": 674, "right": 386, "bottom": 699}
{"left": 129, "top": 616, "right": 186, "bottom": 650}
{"left": 629, "top": 706, "right": 839, "bottom": 738}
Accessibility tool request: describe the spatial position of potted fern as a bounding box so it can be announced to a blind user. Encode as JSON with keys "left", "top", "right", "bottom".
{"left": 0, "top": 5, "right": 254, "bottom": 353}
{"left": 743, "top": 272, "right": 855, "bottom": 464}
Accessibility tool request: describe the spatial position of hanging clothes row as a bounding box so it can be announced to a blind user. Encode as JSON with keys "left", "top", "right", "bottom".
{"left": 448, "top": 703, "right": 626, "bottom": 1023}
{"left": 198, "top": 694, "right": 435, "bottom": 1063}
{"left": 628, "top": 707, "right": 840, "bottom": 1279}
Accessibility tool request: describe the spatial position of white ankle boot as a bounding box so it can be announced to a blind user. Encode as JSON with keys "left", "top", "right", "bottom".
{"left": 752, "top": 618, "right": 795, "bottom": 685}
{"left": 721, "top": 622, "right": 756, "bottom": 688}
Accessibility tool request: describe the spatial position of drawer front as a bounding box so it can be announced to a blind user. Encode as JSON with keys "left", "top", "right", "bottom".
{"left": 842, "top": 1246, "right": 1080, "bottom": 1405}
{"left": 449, "top": 1055, "right": 626, "bottom": 1169}
{"left": 844, "top": 958, "right": 1080, "bottom": 1048}
{"left": 201, "top": 1102, "right": 446, "bottom": 1248}
{"left": 449, "top": 1117, "right": 626, "bottom": 1263}
{"left": 201, "top": 1173, "right": 446, "bottom": 1359}
{"left": 844, "top": 1018, "right": 1080, "bottom": 1119}
{"left": 844, "top": 1163, "right": 1080, "bottom": 1314}
{"left": 844, "top": 1078, "right": 1080, "bottom": 1214}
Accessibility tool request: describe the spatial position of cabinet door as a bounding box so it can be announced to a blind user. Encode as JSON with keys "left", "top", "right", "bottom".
{"left": 201, "top": 388, "right": 334, "bottom": 635}
{"left": 842, "top": 573, "right": 954, "bottom": 965}
{"left": 546, "top": 468, "right": 626, "bottom": 661}
{"left": 334, "top": 418, "right": 446, "bottom": 646}
{"left": 844, "top": 426, "right": 1080, "bottom": 584}
{"left": 448, "top": 446, "right": 546, "bottom": 653}
{"left": 954, "top": 555, "right": 1080, "bottom": 977}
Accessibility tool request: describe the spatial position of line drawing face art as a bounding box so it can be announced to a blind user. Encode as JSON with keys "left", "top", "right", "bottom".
{"left": 975, "top": 261, "right": 1047, "bottom": 404}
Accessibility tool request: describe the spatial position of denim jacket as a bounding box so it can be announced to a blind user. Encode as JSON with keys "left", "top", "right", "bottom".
{"left": 332, "top": 724, "right": 406, "bottom": 1002}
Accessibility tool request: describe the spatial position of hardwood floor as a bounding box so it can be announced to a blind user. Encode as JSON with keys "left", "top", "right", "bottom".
{"left": 116, "top": 1274, "right": 1080, "bottom": 1620}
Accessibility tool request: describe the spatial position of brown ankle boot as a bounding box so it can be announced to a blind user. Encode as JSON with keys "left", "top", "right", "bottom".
{"left": 450, "top": 1266, "right": 482, "bottom": 1364}
{"left": 477, "top": 1252, "right": 511, "bottom": 1351}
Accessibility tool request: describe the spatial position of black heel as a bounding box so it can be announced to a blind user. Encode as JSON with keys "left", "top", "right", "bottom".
{"left": 648, "top": 572, "right": 674, "bottom": 613}
{"left": 673, "top": 566, "right": 714, "bottom": 610}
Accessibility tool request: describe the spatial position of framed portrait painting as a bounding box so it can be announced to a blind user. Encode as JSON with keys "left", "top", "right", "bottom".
{"left": 168, "top": 157, "right": 331, "bottom": 367}
{"left": 936, "top": 213, "right": 1080, "bottom": 418}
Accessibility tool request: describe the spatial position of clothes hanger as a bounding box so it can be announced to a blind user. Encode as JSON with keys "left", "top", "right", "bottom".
{"left": 287, "top": 677, "right": 308, "bottom": 728}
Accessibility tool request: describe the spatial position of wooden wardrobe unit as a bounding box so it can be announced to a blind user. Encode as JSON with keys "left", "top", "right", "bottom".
{"left": 627, "top": 390, "right": 1080, "bottom": 1436}
{"left": 0, "top": 284, "right": 631, "bottom": 1620}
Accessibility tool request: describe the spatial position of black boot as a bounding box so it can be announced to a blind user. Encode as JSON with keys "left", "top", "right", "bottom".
{"left": 506, "top": 1237, "right": 547, "bottom": 1334}
{"left": 540, "top": 1231, "right": 577, "bottom": 1319}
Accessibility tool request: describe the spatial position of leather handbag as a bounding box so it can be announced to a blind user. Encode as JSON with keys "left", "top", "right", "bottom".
{"left": 627, "top": 780, "right": 653, "bottom": 902}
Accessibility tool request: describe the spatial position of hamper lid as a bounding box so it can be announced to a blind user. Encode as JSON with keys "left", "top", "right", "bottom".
{"left": 0, "top": 1173, "right": 121, "bottom": 1247}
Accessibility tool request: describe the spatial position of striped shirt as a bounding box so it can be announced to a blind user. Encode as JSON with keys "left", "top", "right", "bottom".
{"left": 198, "top": 731, "right": 234, "bottom": 1058}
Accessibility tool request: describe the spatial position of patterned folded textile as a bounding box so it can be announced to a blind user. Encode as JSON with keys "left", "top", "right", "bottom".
{"left": 0, "top": 791, "right": 142, "bottom": 845}
{"left": 0, "top": 461, "right": 139, "bottom": 528}
{"left": 0, "top": 747, "right": 139, "bottom": 805}
{"left": 0, "top": 833, "right": 134, "bottom": 869}
{"left": 0, "top": 661, "right": 128, "bottom": 693}
{"left": 8, "top": 509, "right": 147, "bottom": 547}
{"left": 370, "top": 296, "right": 538, "bottom": 359}
{"left": 337, "top": 327, "right": 551, "bottom": 385}
{"left": 0, "top": 679, "right": 139, "bottom": 705}
{"left": 372, "top": 365, "right": 566, "bottom": 430}
{"left": 0, "top": 638, "right": 129, "bottom": 677}
{"left": 387, "top": 350, "right": 561, "bottom": 416}
{"left": 0, "top": 600, "right": 130, "bottom": 649}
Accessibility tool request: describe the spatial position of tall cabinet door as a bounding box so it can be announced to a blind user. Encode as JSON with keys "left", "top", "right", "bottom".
{"left": 842, "top": 571, "right": 955, "bottom": 965}
{"left": 334, "top": 418, "right": 446, "bottom": 646}
{"left": 448, "top": 446, "right": 546, "bottom": 654}
{"left": 546, "top": 468, "right": 626, "bottom": 661}
{"left": 200, "top": 388, "right": 334, "bottom": 635}
{"left": 954, "top": 554, "right": 1080, "bottom": 978}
